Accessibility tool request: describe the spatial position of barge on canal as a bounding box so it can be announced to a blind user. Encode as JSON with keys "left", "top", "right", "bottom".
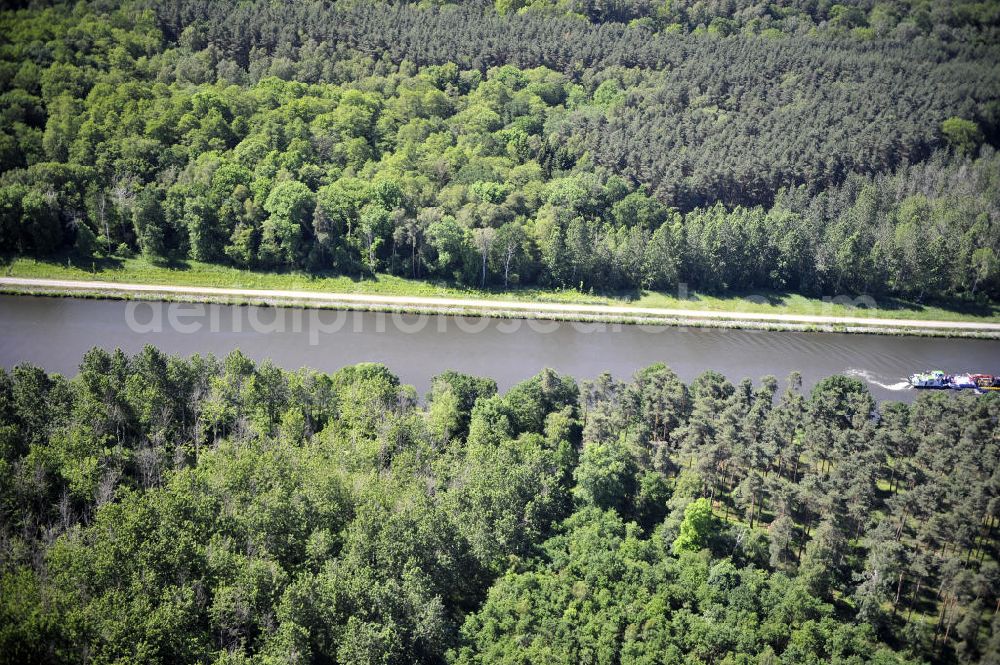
{"left": 909, "top": 371, "right": 1000, "bottom": 392}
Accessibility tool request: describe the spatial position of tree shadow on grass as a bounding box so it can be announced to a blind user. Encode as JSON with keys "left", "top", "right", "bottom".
{"left": 848, "top": 292, "right": 997, "bottom": 318}
{"left": 5, "top": 254, "right": 997, "bottom": 318}
{"left": 146, "top": 256, "right": 191, "bottom": 271}
{"left": 1, "top": 251, "right": 125, "bottom": 273}
{"left": 616, "top": 285, "right": 999, "bottom": 318}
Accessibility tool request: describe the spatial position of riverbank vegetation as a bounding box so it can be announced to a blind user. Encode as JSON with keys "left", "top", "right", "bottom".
{"left": 0, "top": 1, "right": 999, "bottom": 309}
{"left": 0, "top": 348, "right": 998, "bottom": 663}
{"left": 7, "top": 256, "right": 1000, "bottom": 323}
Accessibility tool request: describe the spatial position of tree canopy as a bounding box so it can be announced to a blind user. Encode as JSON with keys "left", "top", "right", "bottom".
{"left": 0, "top": 0, "right": 998, "bottom": 301}
{"left": 1, "top": 347, "right": 998, "bottom": 663}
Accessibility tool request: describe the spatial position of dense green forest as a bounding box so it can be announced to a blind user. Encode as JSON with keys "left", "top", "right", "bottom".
{"left": 0, "top": 347, "right": 998, "bottom": 663}
{"left": 1, "top": 0, "right": 999, "bottom": 301}
{"left": 2, "top": 3, "right": 999, "bottom": 664}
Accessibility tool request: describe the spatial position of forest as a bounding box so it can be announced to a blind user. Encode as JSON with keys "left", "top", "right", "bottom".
{"left": 0, "top": 0, "right": 999, "bottom": 300}
{"left": 2, "top": 2, "right": 1000, "bottom": 664}
{"left": 0, "top": 347, "right": 998, "bottom": 664}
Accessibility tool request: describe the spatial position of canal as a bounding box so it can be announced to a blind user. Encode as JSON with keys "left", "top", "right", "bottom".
{"left": 1, "top": 295, "right": 997, "bottom": 401}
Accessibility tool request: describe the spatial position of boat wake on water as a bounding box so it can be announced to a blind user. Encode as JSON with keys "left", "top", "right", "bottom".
{"left": 844, "top": 369, "right": 912, "bottom": 391}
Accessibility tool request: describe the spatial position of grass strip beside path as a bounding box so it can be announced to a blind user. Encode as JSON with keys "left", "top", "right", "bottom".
{"left": 2, "top": 256, "right": 998, "bottom": 328}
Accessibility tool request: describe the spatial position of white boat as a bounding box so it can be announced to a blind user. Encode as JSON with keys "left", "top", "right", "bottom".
{"left": 909, "top": 370, "right": 950, "bottom": 389}
{"left": 949, "top": 374, "right": 977, "bottom": 390}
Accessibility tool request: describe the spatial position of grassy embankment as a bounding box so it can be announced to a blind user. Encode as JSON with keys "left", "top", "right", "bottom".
{"left": 3, "top": 255, "right": 999, "bottom": 324}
